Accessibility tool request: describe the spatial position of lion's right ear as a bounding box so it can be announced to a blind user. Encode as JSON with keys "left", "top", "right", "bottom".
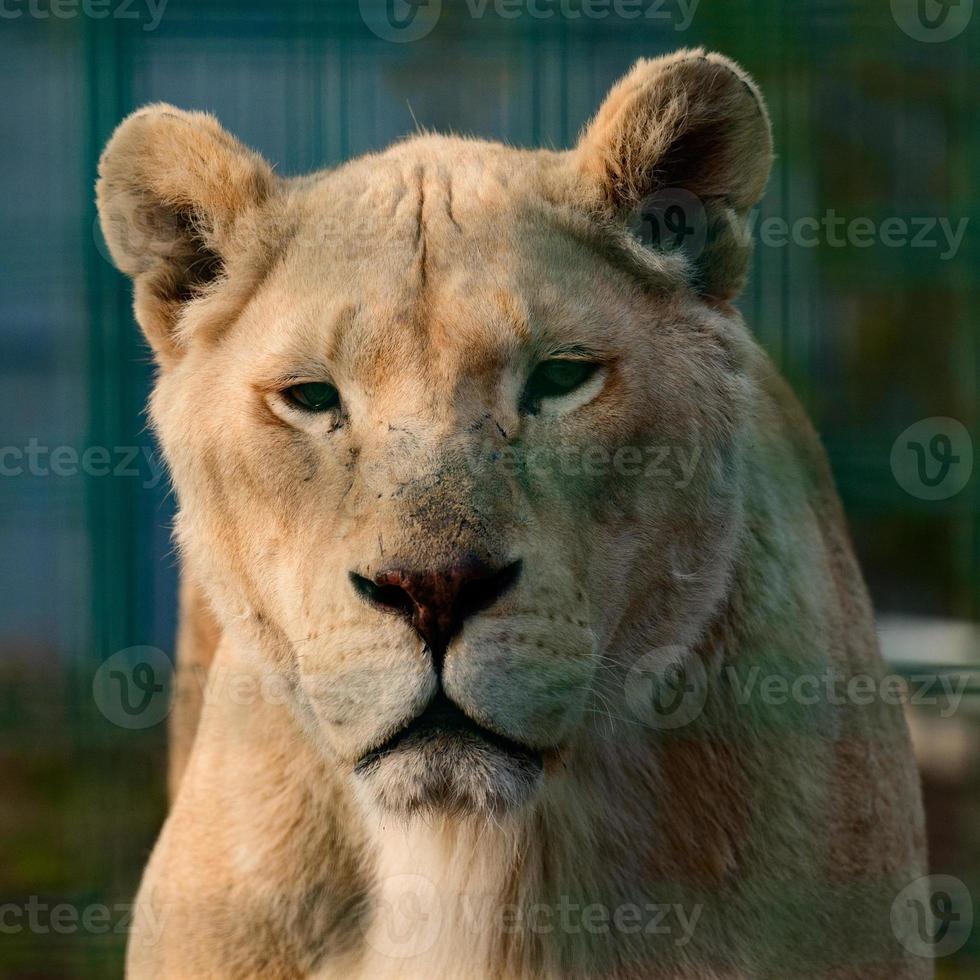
{"left": 96, "top": 104, "right": 277, "bottom": 363}
{"left": 571, "top": 49, "right": 773, "bottom": 300}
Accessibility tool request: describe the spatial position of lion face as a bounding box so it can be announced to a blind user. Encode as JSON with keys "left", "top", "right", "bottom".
{"left": 97, "top": 50, "right": 772, "bottom": 817}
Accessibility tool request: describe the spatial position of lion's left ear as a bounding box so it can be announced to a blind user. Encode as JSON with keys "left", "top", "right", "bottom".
{"left": 96, "top": 104, "right": 278, "bottom": 364}
{"left": 571, "top": 49, "right": 773, "bottom": 300}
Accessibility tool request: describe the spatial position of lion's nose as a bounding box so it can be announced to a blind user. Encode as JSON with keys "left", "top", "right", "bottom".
{"left": 349, "top": 556, "right": 522, "bottom": 659}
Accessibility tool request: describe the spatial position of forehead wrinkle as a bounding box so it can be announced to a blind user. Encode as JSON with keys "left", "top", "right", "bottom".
{"left": 443, "top": 171, "right": 461, "bottom": 231}
{"left": 413, "top": 164, "right": 427, "bottom": 286}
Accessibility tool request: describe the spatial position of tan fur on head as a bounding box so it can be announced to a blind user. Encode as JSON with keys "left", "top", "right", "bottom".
{"left": 99, "top": 52, "right": 927, "bottom": 980}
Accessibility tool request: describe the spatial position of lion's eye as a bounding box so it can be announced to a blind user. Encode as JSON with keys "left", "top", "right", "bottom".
{"left": 524, "top": 359, "right": 600, "bottom": 406}
{"left": 283, "top": 381, "right": 340, "bottom": 413}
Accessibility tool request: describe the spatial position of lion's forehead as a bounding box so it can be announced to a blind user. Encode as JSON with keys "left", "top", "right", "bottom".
{"left": 285, "top": 137, "right": 547, "bottom": 260}
{"left": 267, "top": 137, "right": 687, "bottom": 345}
{"left": 251, "top": 153, "right": 608, "bottom": 381}
{"left": 240, "top": 137, "right": 694, "bottom": 402}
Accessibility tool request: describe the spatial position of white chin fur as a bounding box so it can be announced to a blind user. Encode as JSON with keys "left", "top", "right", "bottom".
{"left": 356, "top": 735, "right": 543, "bottom": 819}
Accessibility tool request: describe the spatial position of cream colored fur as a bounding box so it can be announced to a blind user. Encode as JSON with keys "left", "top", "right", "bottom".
{"left": 97, "top": 49, "right": 929, "bottom": 979}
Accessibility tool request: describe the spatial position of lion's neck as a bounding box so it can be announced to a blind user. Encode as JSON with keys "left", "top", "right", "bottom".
{"left": 360, "top": 814, "right": 528, "bottom": 976}
{"left": 351, "top": 737, "right": 661, "bottom": 980}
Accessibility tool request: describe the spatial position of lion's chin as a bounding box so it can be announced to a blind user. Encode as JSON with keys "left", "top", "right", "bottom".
{"left": 353, "top": 693, "right": 544, "bottom": 818}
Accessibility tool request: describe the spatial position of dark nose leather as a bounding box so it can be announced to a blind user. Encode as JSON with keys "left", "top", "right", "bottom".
{"left": 349, "top": 555, "right": 522, "bottom": 659}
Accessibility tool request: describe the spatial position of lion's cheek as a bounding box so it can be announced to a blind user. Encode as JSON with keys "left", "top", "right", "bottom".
{"left": 443, "top": 616, "right": 598, "bottom": 749}
{"left": 296, "top": 621, "right": 436, "bottom": 764}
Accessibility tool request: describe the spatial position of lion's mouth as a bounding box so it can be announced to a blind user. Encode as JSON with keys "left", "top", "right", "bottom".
{"left": 353, "top": 692, "right": 544, "bottom": 815}
{"left": 354, "top": 691, "right": 543, "bottom": 774}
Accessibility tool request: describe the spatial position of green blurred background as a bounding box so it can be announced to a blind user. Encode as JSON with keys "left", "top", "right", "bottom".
{"left": 1, "top": 0, "right": 978, "bottom": 975}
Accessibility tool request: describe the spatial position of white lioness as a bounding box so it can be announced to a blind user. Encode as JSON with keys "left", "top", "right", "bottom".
{"left": 98, "top": 49, "right": 928, "bottom": 980}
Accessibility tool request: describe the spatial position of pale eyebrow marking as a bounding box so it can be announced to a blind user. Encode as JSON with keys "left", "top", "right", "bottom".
{"left": 494, "top": 290, "right": 531, "bottom": 342}
{"left": 325, "top": 303, "right": 360, "bottom": 363}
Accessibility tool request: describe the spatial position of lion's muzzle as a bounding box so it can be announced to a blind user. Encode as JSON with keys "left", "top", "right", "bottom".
{"left": 348, "top": 553, "right": 524, "bottom": 668}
